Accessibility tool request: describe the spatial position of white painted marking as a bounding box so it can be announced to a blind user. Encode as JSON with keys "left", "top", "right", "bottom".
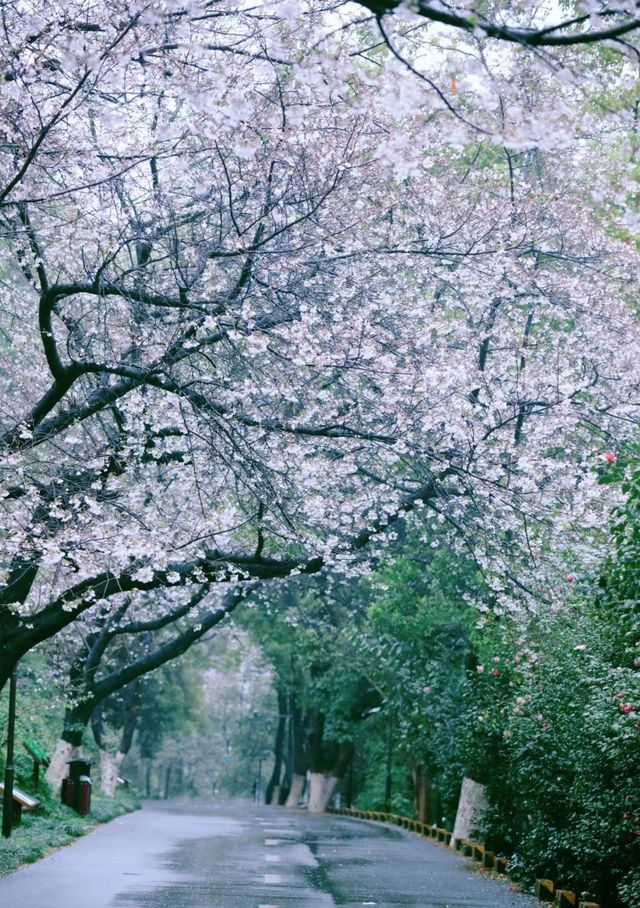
{"left": 265, "top": 853, "right": 281, "bottom": 863}
{"left": 264, "top": 873, "right": 283, "bottom": 884}
{"left": 264, "top": 838, "right": 280, "bottom": 845}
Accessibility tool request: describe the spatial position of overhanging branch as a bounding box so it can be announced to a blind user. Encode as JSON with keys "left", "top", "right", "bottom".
{"left": 357, "top": 1, "right": 640, "bottom": 47}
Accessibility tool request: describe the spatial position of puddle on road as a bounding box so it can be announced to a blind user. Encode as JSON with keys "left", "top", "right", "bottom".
{"left": 110, "top": 833, "right": 333, "bottom": 908}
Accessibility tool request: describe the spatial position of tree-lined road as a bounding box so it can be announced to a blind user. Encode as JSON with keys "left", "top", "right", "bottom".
{"left": 0, "top": 800, "right": 537, "bottom": 907}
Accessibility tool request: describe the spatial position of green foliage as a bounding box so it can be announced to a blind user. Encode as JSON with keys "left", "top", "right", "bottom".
{"left": 136, "top": 662, "right": 206, "bottom": 761}
{"left": 483, "top": 601, "right": 640, "bottom": 905}
{"left": 0, "top": 650, "right": 68, "bottom": 766}
{"left": 274, "top": 499, "right": 640, "bottom": 907}
{"left": 352, "top": 537, "right": 488, "bottom": 825}
{"left": 126, "top": 628, "right": 277, "bottom": 799}
{"left": 351, "top": 717, "right": 414, "bottom": 817}
{"left": 459, "top": 457, "right": 640, "bottom": 907}
{"left": 242, "top": 583, "right": 378, "bottom": 743}
{"left": 619, "top": 869, "right": 640, "bottom": 908}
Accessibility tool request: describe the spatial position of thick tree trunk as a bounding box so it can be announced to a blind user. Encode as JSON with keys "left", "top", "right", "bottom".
{"left": 307, "top": 712, "right": 326, "bottom": 773}
{"left": 45, "top": 701, "right": 94, "bottom": 790}
{"left": 285, "top": 773, "right": 305, "bottom": 807}
{"left": 305, "top": 713, "right": 352, "bottom": 814}
{"left": 265, "top": 688, "right": 287, "bottom": 805}
{"left": 92, "top": 679, "right": 141, "bottom": 796}
{"left": 307, "top": 772, "right": 339, "bottom": 813}
{"left": 99, "top": 750, "right": 125, "bottom": 797}
{"left": 0, "top": 530, "right": 45, "bottom": 692}
{"left": 45, "top": 739, "right": 82, "bottom": 789}
{"left": 0, "top": 575, "right": 43, "bottom": 692}
{"left": 284, "top": 702, "right": 307, "bottom": 806}
{"left": 412, "top": 765, "right": 429, "bottom": 824}
{"left": 174, "top": 758, "right": 184, "bottom": 794}
{"left": 164, "top": 762, "right": 173, "bottom": 799}
{"left": 450, "top": 776, "right": 488, "bottom": 847}
{"left": 344, "top": 755, "right": 354, "bottom": 808}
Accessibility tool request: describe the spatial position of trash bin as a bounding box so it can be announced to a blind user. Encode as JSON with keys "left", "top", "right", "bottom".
{"left": 76, "top": 774, "right": 92, "bottom": 815}
{"left": 61, "top": 759, "right": 92, "bottom": 815}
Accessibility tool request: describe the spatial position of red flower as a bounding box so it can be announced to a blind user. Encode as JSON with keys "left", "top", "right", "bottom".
{"left": 565, "top": 574, "right": 574, "bottom": 582}
{"left": 603, "top": 451, "right": 617, "bottom": 463}
{"left": 490, "top": 668, "right": 501, "bottom": 677}
{"left": 620, "top": 703, "right": 634, "bottom": 714}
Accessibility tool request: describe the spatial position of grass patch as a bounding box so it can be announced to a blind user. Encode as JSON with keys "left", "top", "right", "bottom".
{"left": 0, "top": 787, "right": 140, "bottom": 877}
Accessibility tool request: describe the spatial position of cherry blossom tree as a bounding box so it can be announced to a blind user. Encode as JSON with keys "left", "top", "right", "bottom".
{"left": 1, "top": 0, "right": 640, "bottom": 697}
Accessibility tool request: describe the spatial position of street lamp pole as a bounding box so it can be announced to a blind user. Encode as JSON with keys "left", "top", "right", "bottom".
{"left": 2, "top": 665, "right": 18, "bottom": 838}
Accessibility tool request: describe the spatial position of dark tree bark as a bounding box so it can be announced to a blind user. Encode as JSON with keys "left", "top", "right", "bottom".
{"left": 265, "top": 687, "right": 287, "bottom": 805}
{"left": 356, "top": 1, "right": 640, "bottom": 48}
{"left": 412, "top": 765, "right": 429, "bottom": 824}
{"left": 164, "top": 762, "right": 173, "bottom": 799}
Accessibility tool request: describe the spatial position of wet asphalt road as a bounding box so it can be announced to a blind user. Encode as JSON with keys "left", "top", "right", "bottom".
{"left": 0, "top": 799, "right": 539, "bottom": 907}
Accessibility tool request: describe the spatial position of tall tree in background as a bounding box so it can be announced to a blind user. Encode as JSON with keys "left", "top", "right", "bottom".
{"left": 243, "top": 582, "right": 383, "bottom": 812}
{"left": 42, "top": 585, "right": 249, "bottom": 788}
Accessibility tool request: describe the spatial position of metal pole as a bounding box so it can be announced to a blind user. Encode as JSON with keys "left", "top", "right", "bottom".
{"left": 384, "top": 717, "right": 392, "bottom": 812}
{"left": 2, "top": 665, "right": 18, "bottom": 838}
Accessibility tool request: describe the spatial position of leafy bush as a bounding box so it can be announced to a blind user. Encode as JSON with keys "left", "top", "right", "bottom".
{"left": 477, "top": 602, "right": 640, "bottom": 904}
{"left": 470, "top": 454, "right": 640, "bottom": 906}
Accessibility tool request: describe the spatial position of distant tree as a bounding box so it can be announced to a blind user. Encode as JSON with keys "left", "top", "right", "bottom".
{"left": 136, "top": 661, "right": 209, "bottom": 799}
{"left": 44, "top": 585, "right": 247, "bottom": 789}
